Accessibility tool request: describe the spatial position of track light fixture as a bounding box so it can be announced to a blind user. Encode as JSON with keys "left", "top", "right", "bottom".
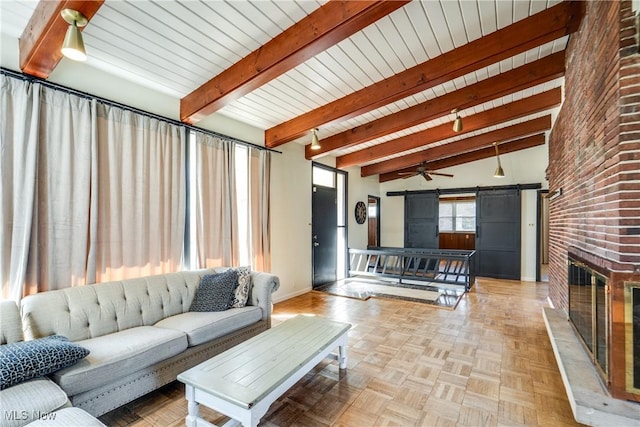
{"left": 452, "top": 108, "right": 463, "bottom": 132}
{"left": 310, "top": 128, "right": 321, "bottom": 150}
{"left": 61, "top": 9, "right": 88, "bottom": 62}
{"left": 493, "top": 142, "right": 505, "bottom": 178}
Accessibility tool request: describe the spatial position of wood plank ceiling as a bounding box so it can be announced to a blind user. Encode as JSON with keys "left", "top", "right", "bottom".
{"left": 3, "top": 0, "right": 584, "bottom": 182}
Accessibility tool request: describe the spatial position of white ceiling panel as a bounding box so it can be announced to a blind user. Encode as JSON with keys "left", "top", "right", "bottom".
{"left": 0, "top": 0, "right": 574, "bottom": 178}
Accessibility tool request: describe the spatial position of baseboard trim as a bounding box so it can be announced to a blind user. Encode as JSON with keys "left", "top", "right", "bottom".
{"left": 273, "top": 287, "right": 311, "bottom": 303}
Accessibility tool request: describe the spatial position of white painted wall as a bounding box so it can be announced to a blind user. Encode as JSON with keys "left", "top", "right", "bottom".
{"left": 270, "top": 143, "right": 314, "bottom": 301}
{"left": 521, "top": 190, "right": 539, "bottom": 281}
{"left": 343, "top": 167, "right": 380, "bottom": 250}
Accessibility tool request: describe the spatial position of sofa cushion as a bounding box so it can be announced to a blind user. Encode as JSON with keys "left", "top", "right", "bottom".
{"left": 0, "top": 336, "right": 90, "bottom": 390}
{"left": 27, "top": 407, "right": 106, "bottom": 427}
{"left": 51, "top": 326, "right": 187, "bottom": 396}
{"left": 0, "top": 377, "right": 71, "bottom": 427}
{"left": 154, "top": 306, "right": 263, "bottom": 346}
{"left": 230, "top": 267, "right": 251, "bottom": 308}
{"left": 189, "top": 270, "right": 238, "bottom": 312}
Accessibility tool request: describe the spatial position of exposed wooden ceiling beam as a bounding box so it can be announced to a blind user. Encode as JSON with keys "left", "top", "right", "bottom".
{"left": 305, "top": 51, "right": 565, "bottom": 159}
{"left": 362, "top": 115, "right": 552, "bottom": 177}
{"left": 180, "top": 0, "right": 409, "bottom": 124}
{"left": 19, "top": 0, "right": 104, "bottom": 78}
{"left": 265, "top": 0, "right": 583, "bottom": 148}
{"left": 379, "top": 134, "right": 546, "bottom": 183}
{"left": 336, "top": 87, "right": 562, "bottom": 169}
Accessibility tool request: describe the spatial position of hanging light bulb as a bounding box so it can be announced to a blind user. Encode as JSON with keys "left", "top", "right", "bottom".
{"left": 60, "top": 9, "right": 88, "bottom": 61}
{"left": 493, "top": 142, "right": 505, "bottom": 178}
{"left": 310, "top": 128, "right": 321, "bottom": 150}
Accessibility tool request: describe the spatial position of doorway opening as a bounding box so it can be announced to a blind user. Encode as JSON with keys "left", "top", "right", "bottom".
{"left": 437, "top": 196, "right": 476, "bottom": 250}
{"left": 537, "top": 190, "right": 550, "bottom": 282}
{"left": 311, "top": 163, "right": 347, "bottom": 288}
{"left": 367, "top": 196, "right": 380, "bottom": 248}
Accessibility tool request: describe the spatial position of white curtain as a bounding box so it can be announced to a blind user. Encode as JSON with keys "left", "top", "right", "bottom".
{"left": 1, "top": 75, "right": 97, "bottom": 300}
{"left": 192, "top": 133, "right": 271, "bottom": 271}
{"left": 1, "top": 74, "right": 186, "bottom": 299}
{"left": 2, "top": 72, "right": 266, "bottom": 300}
{"left": 95, "top": 104, "right": 185, "bottom": 281}
{"left": 246, "top": 147, "right": 271, "bottom": 271}
{"left": 194, "top": 133, "right": 238, "bottom": 268}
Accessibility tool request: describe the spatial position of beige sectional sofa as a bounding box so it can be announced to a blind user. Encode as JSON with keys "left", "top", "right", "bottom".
{"left": 0, "top": 301, "right": 105, "bottom": 427}
{"left": 2, "top": 268, "right": 279, "bottom": 420}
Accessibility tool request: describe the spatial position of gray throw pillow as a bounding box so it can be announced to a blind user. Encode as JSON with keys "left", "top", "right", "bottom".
{"left": 0, "top": 335, "right": 90, "bottom": 390}
{"left": 230, "top": 266, "right": 251, "bottom": 308}
{"left": 190, "top": 270, "right": 239, "bottom": 312}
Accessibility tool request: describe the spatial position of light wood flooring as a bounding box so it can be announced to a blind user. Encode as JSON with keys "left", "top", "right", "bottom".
{"left": 99, "top": 277, "right": 583, "bottom": 427}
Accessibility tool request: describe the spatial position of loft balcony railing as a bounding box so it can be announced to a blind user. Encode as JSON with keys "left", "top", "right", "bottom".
{"left": 348, "top": 247, "right": 475, "bottom": 292}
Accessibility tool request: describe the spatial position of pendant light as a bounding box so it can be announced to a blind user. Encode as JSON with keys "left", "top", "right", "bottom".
{"left": 493, "top": 142, "right": 505, "bottom": 178}
{"left": 61, "top": 9, "right": 88, "bottom": 62}
{"left": 310, "top": 128, "right": 321, "bottom": 150}
{"left": 452, "top": 108, "right": 463, "bottom": 132}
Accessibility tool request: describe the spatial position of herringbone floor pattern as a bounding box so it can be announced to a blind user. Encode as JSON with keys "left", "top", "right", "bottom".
{"left": 100, "top": 277, "right": 583, "bottom": 426}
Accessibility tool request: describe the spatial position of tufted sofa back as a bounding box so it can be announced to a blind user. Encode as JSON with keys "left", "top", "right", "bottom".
{"left": 20, "top": 269, "right": 216, "bottom": 341}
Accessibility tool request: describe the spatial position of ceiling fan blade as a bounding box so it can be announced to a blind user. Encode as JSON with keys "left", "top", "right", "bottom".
{"left": 427, "top": 171, "right": 454, "bottom": 177}
{"left": 423, "top": 173, "right": 432, "bottom": 181}
{"left": 397, "top": 172, "right": 416, "bottom": 175}
{"left": 401, "top": 173, "right": 416, "bottom": 179}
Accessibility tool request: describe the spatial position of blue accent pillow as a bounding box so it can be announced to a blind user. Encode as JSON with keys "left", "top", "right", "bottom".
{"left": 190, "top": 270, "right": 239, "bottom": 312}
{"left": 0, "top": 335, "right": 90, "bottom": 390}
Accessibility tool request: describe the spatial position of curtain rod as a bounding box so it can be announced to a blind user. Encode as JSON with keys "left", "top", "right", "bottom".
{"left": 1, "top": 67, "right": 281, "bottom": 154}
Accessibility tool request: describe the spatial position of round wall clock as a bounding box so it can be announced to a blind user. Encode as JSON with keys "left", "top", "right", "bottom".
{"left": 355, "top": 201, "right": 367, "bottom": 224}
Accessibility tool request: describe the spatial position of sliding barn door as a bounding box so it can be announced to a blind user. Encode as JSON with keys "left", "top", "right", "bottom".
{"left": 404, "top": 193, "right": 439, "bottom": 249}
{"left": 476, "top": 189, "right": 521, "bottom": 280}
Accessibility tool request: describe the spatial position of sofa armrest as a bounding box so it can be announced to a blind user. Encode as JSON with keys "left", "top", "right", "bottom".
{"left": 0, "top": 378, "right": 71, "bottom": 427}
{"left": 248, "top": 272, "right": 280, "bottom": 327}
{"left": 0, "top": 301, "right": 23, "bottom": 345}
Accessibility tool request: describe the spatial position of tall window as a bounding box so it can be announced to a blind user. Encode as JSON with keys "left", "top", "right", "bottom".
{"left": 186, "top": 131, "right": 268, "bottom": 271}
{"left": 439, "top": 198, "right": 476, "bottom": 233}
{"left": 235, "top": 145, "right": 249, "bottom": 266}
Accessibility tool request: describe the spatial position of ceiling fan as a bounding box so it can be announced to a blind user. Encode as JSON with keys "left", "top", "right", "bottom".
{"left": 398, "top": 163, "right": 454, "bottom": 181}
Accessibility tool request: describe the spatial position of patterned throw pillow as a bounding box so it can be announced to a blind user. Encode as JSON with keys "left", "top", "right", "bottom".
{"left": 230, "top": 267, "right": 251, "bottom": 308}
{"left": 0, "top": 335, "right": 90, "bottom": 390}
{"left": 190, "top": 270, "right": 239, "bottom": 312}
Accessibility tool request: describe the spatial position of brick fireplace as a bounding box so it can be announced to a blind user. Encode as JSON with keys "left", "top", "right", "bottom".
{"left": 547, "top": 0, "right": 640, "bottom": 406}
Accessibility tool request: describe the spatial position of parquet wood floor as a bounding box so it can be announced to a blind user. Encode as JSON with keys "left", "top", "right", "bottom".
{"left": 99, "top": 277, "right": 583, "bottom": 426}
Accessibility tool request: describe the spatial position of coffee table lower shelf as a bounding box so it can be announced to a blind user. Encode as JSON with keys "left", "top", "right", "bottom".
{"left": 178, "top": 315, "right": 351, "bottom": 427}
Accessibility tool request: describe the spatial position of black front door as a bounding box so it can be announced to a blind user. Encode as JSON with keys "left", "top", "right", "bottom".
{"left": 312, "top": 185, "right": 337, "bottom": 287}
{"left": 404, "top": 193, "right": 439, "bottom": 248}
{"left": 476, "top": 189, "right": 521, "bottom": 279}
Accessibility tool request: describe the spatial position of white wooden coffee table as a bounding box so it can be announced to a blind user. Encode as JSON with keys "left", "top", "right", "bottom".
{"left": 177, "top": 315, "right": 351, "bottom": 427}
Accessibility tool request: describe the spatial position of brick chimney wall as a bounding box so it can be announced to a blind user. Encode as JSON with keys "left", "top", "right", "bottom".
{"left": 548, "top": 0, "right": 640, "bottom": 400}
{"left": 548, "top": 0, "right": 640, "bottom": 311}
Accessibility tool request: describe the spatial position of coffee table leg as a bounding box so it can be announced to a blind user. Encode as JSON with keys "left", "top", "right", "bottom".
{"left": 339, "top": 341, "right": 348, "bottom": 369}
{"left": 185, "top": 385, "right": 200, "bottom": 427}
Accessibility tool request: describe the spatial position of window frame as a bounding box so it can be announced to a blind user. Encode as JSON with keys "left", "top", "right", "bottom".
{"left": 439, "top": 197, "right": 476, "bottom": 234}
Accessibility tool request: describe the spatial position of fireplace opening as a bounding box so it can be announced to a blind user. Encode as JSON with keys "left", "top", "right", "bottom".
{"left": 568, "top": 258, "right": 608, "bottom": 380}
